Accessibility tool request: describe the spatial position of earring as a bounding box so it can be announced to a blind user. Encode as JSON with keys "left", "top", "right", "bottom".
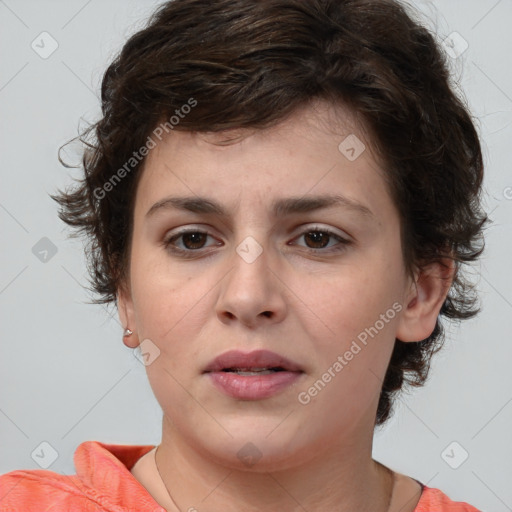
{"left": 124, "top": 328, "right": 133, "bottom": 337}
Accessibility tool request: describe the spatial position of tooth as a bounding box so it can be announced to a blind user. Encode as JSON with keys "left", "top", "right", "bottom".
{"left": 221, "top": 367, "right": 286, "bottom": 374}
{"left": 226, "top": 367, "right": 271, "bottom": 372}
{"left": 235, "top": 370, "right": 276, "bottom": 376}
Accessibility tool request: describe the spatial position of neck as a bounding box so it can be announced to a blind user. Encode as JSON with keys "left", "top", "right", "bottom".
{"left": 153, "top": 416, "right": 394, "bottom": 512}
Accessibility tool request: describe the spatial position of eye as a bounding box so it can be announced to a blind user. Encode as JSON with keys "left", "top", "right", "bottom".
{"left": 163, "top": 229, "right": 220, "bottom": 257}
{"left": 162, "top": 225, "right": 351, "bottom": 258}
{"left": 291, "top": 225, "right": 351, "bottom": 253}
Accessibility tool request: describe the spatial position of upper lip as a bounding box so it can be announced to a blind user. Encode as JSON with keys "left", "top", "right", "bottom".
{"left": 203, "top": 349, "right": 304, "bottom": 373}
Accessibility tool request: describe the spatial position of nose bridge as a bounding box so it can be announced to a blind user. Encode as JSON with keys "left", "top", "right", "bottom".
{"left": 230, "top": 233, "right": 272, "bottom": 302}
{"left": 224, "top": 192, "right": 272, "bottom": 284}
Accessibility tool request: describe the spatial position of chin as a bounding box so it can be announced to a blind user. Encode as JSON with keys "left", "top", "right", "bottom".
{"left": 200, "top": 429, "right": 311, "bottom": 472}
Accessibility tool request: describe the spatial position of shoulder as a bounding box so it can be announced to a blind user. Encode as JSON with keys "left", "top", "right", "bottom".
{"left": 0, "top": 469, "right": 97, "bottom": 511}
{"left": 414, "top": 485, "right": 482, "bottom": 512}
{"left": 0, "top": 440, "right": 160, "bottom": 512}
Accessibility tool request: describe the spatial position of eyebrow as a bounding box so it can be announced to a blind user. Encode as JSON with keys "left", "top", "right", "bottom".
{"left": 145, "top": 194, "right": 374, "bottom": 220}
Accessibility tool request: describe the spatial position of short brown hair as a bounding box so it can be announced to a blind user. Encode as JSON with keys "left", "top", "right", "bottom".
{"left": 51, "top": 0, "right": 488, "bottom": 426}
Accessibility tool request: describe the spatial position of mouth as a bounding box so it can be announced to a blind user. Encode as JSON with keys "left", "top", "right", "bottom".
{"left": 203, "top": 351, "right": 305, "bottom": 400}
{"left": 202, "top": 349, "right": 304, "bottom": 374}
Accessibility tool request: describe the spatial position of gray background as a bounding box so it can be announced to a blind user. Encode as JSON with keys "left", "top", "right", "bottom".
{"left": 1, "top": 1, "right": 511, "bottom": 510}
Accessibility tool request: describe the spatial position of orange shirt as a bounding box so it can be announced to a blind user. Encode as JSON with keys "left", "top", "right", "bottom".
{"left": 0, "top": 440, "right": 481, "bottom": 511}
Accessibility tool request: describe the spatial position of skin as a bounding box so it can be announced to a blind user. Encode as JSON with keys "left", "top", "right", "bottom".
{"left": 118, "top": 99, "right": 454, "bottom": 512}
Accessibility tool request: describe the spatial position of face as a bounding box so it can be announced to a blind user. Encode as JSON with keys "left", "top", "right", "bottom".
{"left": 118, "top": 100, "right": 426, "bottom": 471}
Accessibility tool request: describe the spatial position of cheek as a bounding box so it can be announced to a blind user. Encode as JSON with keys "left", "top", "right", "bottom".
{"left": 295, "top": 269, "right": 402, "bottom": 415}
{"left": 298, "top": 254, "right": 404, "bottom": 372}
{"left": 130, "top": 252, "right": 215, "bottom": 349}
{"left": 304, "top": 265, "right": 398, "bottom": 331}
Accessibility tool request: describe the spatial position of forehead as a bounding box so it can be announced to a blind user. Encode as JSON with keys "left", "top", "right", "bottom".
{"left": 134, "top": 100, "right": 391, "bottom": 222}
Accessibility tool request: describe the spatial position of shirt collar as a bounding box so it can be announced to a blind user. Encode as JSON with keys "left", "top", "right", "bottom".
{"left": 74, "top": 440, "right": 165, "bottom": 511}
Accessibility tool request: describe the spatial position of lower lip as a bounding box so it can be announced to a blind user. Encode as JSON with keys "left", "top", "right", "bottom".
{"left": 206, "top": 371, "right": 304, "bottom": 400}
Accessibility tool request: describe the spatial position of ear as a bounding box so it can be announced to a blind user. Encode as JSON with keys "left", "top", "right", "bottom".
{"left": 117, "top": 282, "right": 140, "bottom": 348}
{"left": 396, "top": 259, "right": 456, "bottom": 342}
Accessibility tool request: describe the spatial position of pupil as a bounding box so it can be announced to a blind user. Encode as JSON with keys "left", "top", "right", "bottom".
{"left": 183, "top": 232, "right": 206, "bottom": 249}
{"left": 305, "top": 231, "right": 328, "bottom": 249}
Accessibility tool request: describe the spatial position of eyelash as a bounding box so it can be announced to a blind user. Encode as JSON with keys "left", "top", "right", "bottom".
{"left": 162, "top": 226, "right": 351, "bottom": 258}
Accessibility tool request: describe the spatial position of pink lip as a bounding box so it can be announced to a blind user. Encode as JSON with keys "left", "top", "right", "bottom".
{"left": 206, "top": 371, "right": 304, "bottom": 400}
{"left": 203, "top": 349, "right": 303, "bottom": 373}
{"left": 203, "top": 349, "right": 305, "bottom": 400}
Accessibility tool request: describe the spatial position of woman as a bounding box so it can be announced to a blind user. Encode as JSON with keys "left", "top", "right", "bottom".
{"left": 0, "top": 0, "right": 487, "bottom": 510}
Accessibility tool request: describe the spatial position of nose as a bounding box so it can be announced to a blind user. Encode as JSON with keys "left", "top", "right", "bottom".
{"left": 215, "top": 238, "right": 287, "bottom": 329}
